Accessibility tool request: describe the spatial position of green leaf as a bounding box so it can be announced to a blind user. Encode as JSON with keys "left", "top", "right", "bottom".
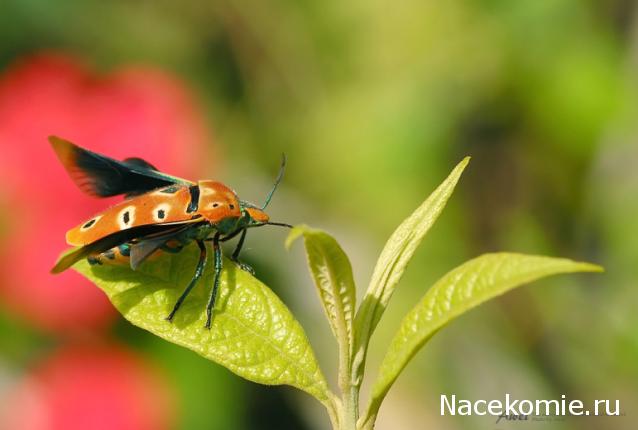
{"left": 73, "top": 243, "right": 332, "bottom": 404}
{"left": 361, "top": 253, "right": 603, "bottom": 426}
{"left": 353, "top": 157, "right": 470, "bottom": 373}
{"left": 287, "top": 225, "right": 357, "bottom": 388}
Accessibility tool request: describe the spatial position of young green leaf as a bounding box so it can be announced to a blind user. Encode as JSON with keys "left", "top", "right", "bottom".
{"left": 72, "top": 244, "right": 333, "bottom": 405}
{"left": 360, "top": 253, "right": 603, "bottom": 427}
{"left": 286, "top": 225, "right": 356, "bottom": 390}
{"left": 353, "top": 157, "right": 470, "bottom": 376}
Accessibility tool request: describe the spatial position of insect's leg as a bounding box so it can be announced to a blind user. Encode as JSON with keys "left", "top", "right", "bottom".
{"left": 217, "top": 227, "right": 244, "bottom": 243}
{"left": 166, "top": 240, "right": 207, "bottom": 322}
{"left": 231, "top": 228, "right": 247, "bottom": 260}
{"left": 230, "top": 229, "right": 255, "bottom": 275}
{"left": 205, "top": 233, "right": 222, "bottom": 329}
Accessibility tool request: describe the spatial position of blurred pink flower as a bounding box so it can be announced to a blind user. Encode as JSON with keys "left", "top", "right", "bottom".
{"left": 0, "top": 344, "right": 176, "bottom": 430}
{"left": 0, "top": 53, "right": 211, "bottom": 331}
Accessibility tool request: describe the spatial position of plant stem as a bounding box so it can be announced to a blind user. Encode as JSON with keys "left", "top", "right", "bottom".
{"left": 339, "top": 381, "right": 358, "bottom": 430}
{"left": 358, "top": 412, "right": 375, "bottom": 430}
{"left": 338, "top": 343, "right": 358, "bottom": 430}
{"left": 325, "top": 396, "right": 341, "bottom": 430}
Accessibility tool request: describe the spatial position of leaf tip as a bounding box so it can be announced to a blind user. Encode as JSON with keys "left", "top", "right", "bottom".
{"left": 578, "top": 262, "right": 604, "bottom": 273}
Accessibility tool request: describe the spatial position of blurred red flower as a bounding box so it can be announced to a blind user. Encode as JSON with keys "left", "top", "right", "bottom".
{"left": 0, "top": 344, "right": 176, "bottom": 430}
{"left": 0, "top": 53, "right": 210, "bottom": 331}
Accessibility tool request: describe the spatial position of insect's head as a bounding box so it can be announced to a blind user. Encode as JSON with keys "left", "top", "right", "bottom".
{"left": 239, "top": 203, "right": 270, "bottom": 225}
{"left": 196, "top": 181, "right": 242, "bottom": 224}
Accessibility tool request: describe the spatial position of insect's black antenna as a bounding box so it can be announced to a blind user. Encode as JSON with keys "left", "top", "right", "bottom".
{"left": 261, "top": 154, "right": 286, "bottom": 210}
{"left": 266, "top": 221, "right": 293, "bottom": 228}
{"left": 241, "top": 221, "right": 293, "bottom": 230}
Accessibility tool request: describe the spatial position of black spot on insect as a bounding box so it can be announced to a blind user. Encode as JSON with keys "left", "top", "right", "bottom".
{"left": 157, "top": 209, "right": 166, "bottom": 219}
{"left": 187, "top": 185, "right": 200, "bottom": 213}
{"left": 229, "top": 204, "right": 235, "bottom": 209}
{"left": 160, "top": 185, "right": 180, "bottom": 194}
{"left": 88, "top": 256, "right": 102, "bottom": 266}
{"left": 212, "top": 203, "right": 219, "bottom": 208}
{"left": 190, "top": 214, "right": 202, "bottom": 220}
{"left": 83, "top": 219, "right": 96, "bottom": 229}
{"left": 123, "top": 211, "right": 130, "bottom": 224}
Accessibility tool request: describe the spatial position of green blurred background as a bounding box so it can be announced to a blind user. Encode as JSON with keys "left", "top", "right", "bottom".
{"left": 0, "top": 0, "right": 636, "bottom": 429}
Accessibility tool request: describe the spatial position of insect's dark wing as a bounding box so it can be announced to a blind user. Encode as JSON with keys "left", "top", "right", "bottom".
{"left": 122, "top": 157, "right": 159, "bottom": 171}
{"left": 49, "top": 136, "right": 194, "bottom": 198}
{"left": 129, "top": 224, "right": 193, "bottom": 270}
{"left": 51, "top": 222, "right": 198, "bottom": 273}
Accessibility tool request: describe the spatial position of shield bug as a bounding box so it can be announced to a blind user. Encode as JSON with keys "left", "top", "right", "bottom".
{"left": 49, "top": 136, "right": 291, "bottom": 328}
